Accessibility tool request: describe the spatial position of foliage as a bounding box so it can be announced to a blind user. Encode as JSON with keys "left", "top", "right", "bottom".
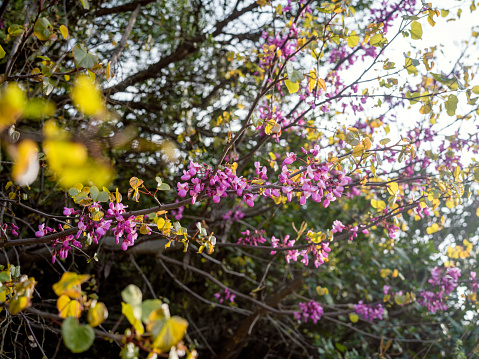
{"left": 0, "top": 0, "right": 479, "bottom": 358}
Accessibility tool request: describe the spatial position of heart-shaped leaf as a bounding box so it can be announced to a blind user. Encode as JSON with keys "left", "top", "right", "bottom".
{"left": 34, "top": 18, "right": 52, "bottom": 41}
{"left": 62, "top": 317, "right": 94, "bottom": 353}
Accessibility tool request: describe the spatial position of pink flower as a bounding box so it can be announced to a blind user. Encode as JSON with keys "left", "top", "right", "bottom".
{"left": 283, "top": 152, "right": 296, "bottom": 165}
{"left": 177, "top": 182, "right": 189, "bottom": 197}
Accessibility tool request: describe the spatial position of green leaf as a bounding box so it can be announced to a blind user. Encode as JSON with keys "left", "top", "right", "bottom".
{"left": 379, "top": 138, "right": 390, "bottom": 145}
{"left": 72, "top": 44, "right": 98, "bottom": 69}
{"left": 410, "top": 21, "right": 423, "bottom": 40}
{"left": 62, "top": 317, "right": 94, "bottom": 353}
{"left": 285, "top": 79, "right": 299, "bottom": 94}
{"left": 8, "top": 24, "right": 24, "bottom": 37}
{"left": 431, "top": 73, "right": 458, "bottom": 90}
{"left": 158, "top": 183, "right": 170, "bottom": 191}
{"left": 141, "top": 299, "right": 163, "bottom": 324}
{"left": 395, "top": 294, "right": 407, "bottom": 305}
{"left": 68, "top": 187, "right": 80, "bottom": 197}
{"left": 335, "top": 343, "right": 347, "bottom": 353}
{"left": 120, "top": 343, "right": 139, "bottom": 359}
{"left": 0, "top": 271, "right": 10, "bottom": 282}
{"left": 96, "top": 191, "right": 109, "bottom": 202}
{"left": 89, "top": 186, "right": 99, "bottom": 201}
{"left": 80, "top": 53, "right": 98, "bottom": 69}
{"left": 445, "top": 94, "right": 458, "bottom": 116}
{"left": 121, "top": 284, "right": 142, "bottom": 306}
{"left": 23, "top": 99, "right": 56, "bottom": 119}
{"left": 474, "top": 168, "right": 479, "bottom": 182}
{"left": 72, "top": 44, "right": 87, "bottom": 64}
{"left": 0, "top": 45, "right": 5, "bottom": 60}
{"left": 290, "top": 70, "right": 304, "bottom": 83}
{"left": 347, "top": 30, "right": 359, "bottom": 48}
{"left": 33, "top": 18, "right": 53, "bottom": 41}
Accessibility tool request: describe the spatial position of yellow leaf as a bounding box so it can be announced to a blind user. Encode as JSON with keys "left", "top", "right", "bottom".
{"left": 386, "top": 182, "right": 398, "bottom": 195}
{"left": 87, "top": 301, "right": 108, "bottom": 327}
{"left": 380, "top": 269, "right": 392, "bottom": 278}
{"left": 410, "top": 21, "right": 423, "bottom": 40}
{"left": 352, "top": 144, "right": 365, "bottom": 157}
{"left": 472, "top": 86, "right": 479, "bottom": 95}
{"left": 0, "top": 83, "right": 26, "bottom": 131}
{"left": 285, "top": 79, "right": 299, "bottom": 93}
{"left": 404, "top": 57, "right": 417, "bottom": 75}
{"left": 347, "top": 30, "right": 359, "bottom": 48}
{"left": 122, "top": 302, "right": 144, "bottom": 335}
{"left": 106, "top": 61, "right": 113, "bottom": 81}
{"left": 70, "top": 75, "right": 105, "bottom": 116}
{"left": 44, "top": 140, "right": 88, "bottom": 172}
{"left": 316, "top": 286, "right": 329, "bottom": 295}
{"left": 371, "top": 199, "right": 386, "bottom": 210}
{"left": 147, "top": 307, "right": 189, "bottom": 352}
{"left": 426, "top": 223, "right": 439, "bottom": 234}
{"left": 308, "top": 69, "right": 317, "bottom": 92}
{"left": 363, "top": 138, "right": 372, "bottom": 150}
{"left": 11, "top": 140, "right": 39, "bottom": 186}
{"left": 370, "top": 33, "right": 387, "bottom": 47}
{"left": 57, "top": 295, "right": 82, "bottom": 318}
{"left": 392, "top": 269, "right": 399, "bottom": 278}
{"left": 43, "top": 133, "right": 114, "bottom": 188}
{"left": 0, "top": 45, "right": 5, "bottom": 60}
{"left": 264, "top": 120, "right": 275, "bottom": 135}
{"left": 53, "top": 272, "right": 90, "bottom": 297}
{"left": 157, "top": 218, "right": 172, "bottom": 234}
{"left": 60, "top": 25, "right": 69, "bottom": 39}
{"left": 349, "top": 313, "right": 359, "bottom": 323}
{"left": 9, "top": 296, "right": 29, "bottom": 315}
{"left": 395, "top": 294, "right": 406, "bottom": 305}
{"left": 318, "top": 78, "right": 326, "bottom": 91}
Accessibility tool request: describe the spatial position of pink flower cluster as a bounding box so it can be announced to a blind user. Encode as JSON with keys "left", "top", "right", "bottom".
{"left": 177, "top": 161, "right": 255, "bottom": 206}
{"left": 470, "top": 271, "right": 478, "bottom": 292}
{"left": 76, "top": 203, "right": 113, "bottom": 244}
{"left": 294, "top": 300, "right": 323, "bottom": 324}
{"left": 35, "top": 201, "right": 146, "bottom": 263}
{"left": 222, "top": 209, "right": 245, "bottom": 221}
{"left": 413, "top": 204, "right": 431, "bottom": 219}
{"left": 331, "top": 220, "right": 362, "bottom": 241}
{"left": 214, "top": 288, "right": 236, "bottom": 304}
{"left": 35, "top": 223, "right": 81, "bottom": 263}
{"left": 271, "top": 234, "right": 331, "bottom": 268}
{"left": 354, "top": 301, "right": 384, "bottom": 322}
{"left": 1, "top": 222, "right": 19, "bottom": 236}
{"left": 237, "top": 229, "right": 267, "bottom": 246}
{"left": 278, "top": 150, "right": 352, "bottom": 207}
{"left": 106, "top": 202, "right": 141, "bottom": 251}
{"left": 417, "top": 266, "right": 461, "bottom": 313}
